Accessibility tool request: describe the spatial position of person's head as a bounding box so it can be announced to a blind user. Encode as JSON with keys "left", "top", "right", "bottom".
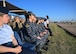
{"left": 30, "top": 14, "right": 36, "bottom": 22}
{"left": 36, "top": 17, "right": 41, "bottom": 23}
{"left": 0, "top": 7, "right": 9, "bottom": 24}
{"left": 46, "top": 15, "right": 49, "bottom": 19}
{"left": 14, "top": 16, "right": 20, "bottom": 23}
{"left": 40, "top": 18, "right": 45, "bottom": 23}
{"left": 20, "top": 18, "right": 25, "bottom": 24}
{"left": 25, "top": 11, "right": 36, "bottom": 22}
{"left": 37, "top": 19, "right": 41, "bottom": 24}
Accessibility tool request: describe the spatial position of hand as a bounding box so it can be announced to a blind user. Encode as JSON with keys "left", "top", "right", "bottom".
{"left": 13, "top": 46, "right": 22, "bottom": 54}
{"left": 43, "top": 32, "right": 47, "bottom": 34}
{"left": 40, "top": 33, "right": 44, "bottom": 36}
{"left": 45, "top": 26, "right": 48, "bottom": 29}
{"left": 37, "top": 36, "right": 41, "bottom": 39}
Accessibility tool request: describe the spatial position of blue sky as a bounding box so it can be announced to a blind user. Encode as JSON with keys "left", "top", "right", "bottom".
{"left": 7, "top": 0, "right": 76, "bottom": 21}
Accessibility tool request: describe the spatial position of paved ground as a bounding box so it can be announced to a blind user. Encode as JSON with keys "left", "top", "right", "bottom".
{"left": 57, "top": 23, "right": 76, "bottom": 36}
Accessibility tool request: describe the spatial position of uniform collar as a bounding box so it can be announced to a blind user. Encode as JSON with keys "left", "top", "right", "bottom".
{"left": 0, "top": 24, "right": 4, "bottom": 31}
{"left": 0, "top": 24, "right": 4, "bottom": 28}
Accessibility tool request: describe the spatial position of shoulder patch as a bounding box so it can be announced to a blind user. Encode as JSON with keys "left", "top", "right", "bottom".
{"left": 25, "top": 24, "right": 29, "bottom": 28}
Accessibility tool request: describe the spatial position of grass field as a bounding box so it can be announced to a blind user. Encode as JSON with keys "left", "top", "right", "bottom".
{"left": 42, "top": 23, "right": 76, "bottom": 54}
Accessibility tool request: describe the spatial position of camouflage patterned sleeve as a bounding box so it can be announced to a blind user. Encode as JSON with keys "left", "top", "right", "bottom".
{"left": 25, "top": 23, "right": 37, "bottom": 41}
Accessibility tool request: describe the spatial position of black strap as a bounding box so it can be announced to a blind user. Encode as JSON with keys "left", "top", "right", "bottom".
{"left": 1, "top": 42, "right": 14, "bottom": 48}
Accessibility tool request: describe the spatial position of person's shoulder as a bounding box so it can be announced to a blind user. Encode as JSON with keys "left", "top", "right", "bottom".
{"left": 47, "top": 19, "right": 49, "bottom": 21}
{"left": 3, "top": 24, "right": 12, "bottom": 29}
{"left": 4, "top": 24, "right": 10, "bottom": 27}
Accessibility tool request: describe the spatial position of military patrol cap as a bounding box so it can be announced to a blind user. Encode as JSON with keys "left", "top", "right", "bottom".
{"left": 0, "top": 6, "right": 9, "bottom": 14}
{"left": 36, "top": 17, "right": 45, "bottom": 20}
{"left": 40, "top": 17, "right": 45, "bottom": 20}
{"left": 26, "top": 11, "right": 35, "bottom": 16}
{"left": 36, "top": 17, "right": 41, "bottom": 20}
{"left": 25, "top": 11, "right": 36, "bottom": 20}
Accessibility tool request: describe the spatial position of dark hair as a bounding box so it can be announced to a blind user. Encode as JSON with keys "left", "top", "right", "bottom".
{"left": 46, "top": 15, "right": 49, "bottom": 19}
{"left": 25, "top": 15, "right": 29, "bottom": 21}
{"left": 44, "top": 19, "right": 47, "bottom": 21}
{"left": 0, "top": 12, "right": 5, "bottom": 16}
{"left": 25, "top": 11, "right": 32, "bottom": 21}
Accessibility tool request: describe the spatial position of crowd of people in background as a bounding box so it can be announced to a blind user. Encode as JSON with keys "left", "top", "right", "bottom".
{"left": 0, "top": 6, "right": 53, "bottom": 54}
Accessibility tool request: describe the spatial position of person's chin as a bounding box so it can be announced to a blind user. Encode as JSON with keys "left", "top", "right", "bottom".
{"left": 4, "top": 22, "right": 8, "bottom": 24}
